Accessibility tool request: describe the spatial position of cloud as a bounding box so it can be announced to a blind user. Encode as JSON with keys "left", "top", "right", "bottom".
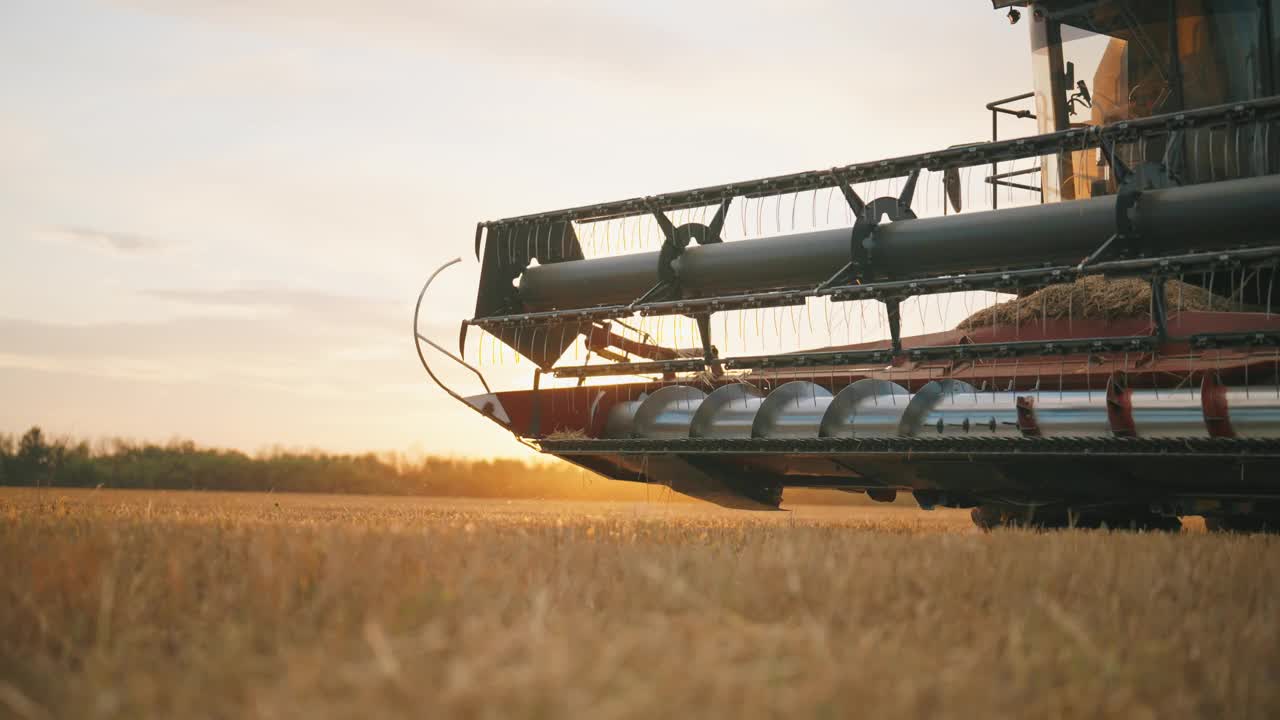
{"left": 0, "top": 310, "right": 518, "bottom": 438}
{"left": 173, "top": 48, "right": 349, "bottom": 99}
{"left": 0, "top": 308, "right": 463, "bottom": 388}
{"left": 0, "top": 115, "right": 51, "bottom": 167}
{"left": 111, "top": 1, "right": 689, "bottom": 75}
{"left": 45, "top": 226, "right": 172, "bottom": 254}
{"left": 144, "top": 287, "right": 404, "bottom": 330}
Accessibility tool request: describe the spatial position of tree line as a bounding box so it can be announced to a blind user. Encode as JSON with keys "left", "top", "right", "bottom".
{"left": 0, "top": 426, "right": 630, "bottom": 500}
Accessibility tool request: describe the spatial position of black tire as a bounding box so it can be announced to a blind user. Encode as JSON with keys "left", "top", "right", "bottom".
{"left": 971, "top": 505, "right": 1003, "bottom": 530}
{"left": 970, "top": 504, "right": 1071, "bottom": 530}
{"left": 972, "top": 504, "right": 1182, "bottom": 532}
{"left": 1205, "top": 514, "right": 1280, "bottom": 534}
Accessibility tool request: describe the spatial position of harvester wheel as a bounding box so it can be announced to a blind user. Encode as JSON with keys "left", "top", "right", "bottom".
{"left": 1205, "top": 514, "right": 1280, "bottom": 534}
{"left": 745, "top": 484, "right": 784, "bottom": 509}
{"left": 970, "top": 505, "right": 1004, "bottom": 531}
{"left": 967, "top": 505, "right": 1063, "bottom": 529}
{"left": 970, "top": 504, "right": 1070, "bottom": 530}
{"left": 971, "top": 504, "right": 1182, "bottom": 532}
{"left": 1106, "top": 514, "right": 1182, "bottom": 533}
{"left": 1083, "top": 508, "right": 1181, "bottom": 532}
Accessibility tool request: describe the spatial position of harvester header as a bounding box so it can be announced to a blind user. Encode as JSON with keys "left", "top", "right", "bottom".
{"left": 417, "top": 1, "right": 1280, "bottom": 531}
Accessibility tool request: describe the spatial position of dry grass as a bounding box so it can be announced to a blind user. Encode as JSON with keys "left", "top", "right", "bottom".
{"left": 960, "top": 276, "right": 1239, "bottom": 329}
{"left": 1, "top": 488, "right": 1277, "bottom": 719}
{"left": 542, "top": 429, "right": 590, "bottom": 441}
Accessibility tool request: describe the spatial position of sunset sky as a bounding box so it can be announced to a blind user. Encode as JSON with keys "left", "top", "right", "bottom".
{"left": 2, "top": 1, "right": 1040, "bottom": 457}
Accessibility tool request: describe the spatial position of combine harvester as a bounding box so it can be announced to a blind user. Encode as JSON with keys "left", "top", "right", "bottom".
{"left": 416, "top": 1, "right": 1280, "bottom": 531}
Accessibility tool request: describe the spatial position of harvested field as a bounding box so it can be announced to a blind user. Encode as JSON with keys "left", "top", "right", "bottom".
{"left": 961, "top": 276, "right": 1241, "bottom": 329}
{"left": 1, "top": 487, "right": 1277, "bottom": 719}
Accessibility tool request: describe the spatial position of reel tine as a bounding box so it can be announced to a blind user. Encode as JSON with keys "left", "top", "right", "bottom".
{"left": 1068, "top": 280, "right": 1074, "bottom": 333}
{"left": 1267, "top": 269, "right": 1274, "bottom": 319}
{"left": 707, "top": 198, "right": 732, "bottom": 240}
{"left": 899, "top": 168, "right": 920, "bottom": 211}
{"left": 1193, "top": 126, "right": 1201, "bottom": 184}
{"left": 823, "top": 296, "right": 832, "bottom": 343}
{"left": 738, "top": 305, "right": 745, "bottom": 353}
{"left": 722, "top": 308, "right": 730, "bottom": 357}
{"left": 1235, "top": 123, "right": 1242, "bottom": 179}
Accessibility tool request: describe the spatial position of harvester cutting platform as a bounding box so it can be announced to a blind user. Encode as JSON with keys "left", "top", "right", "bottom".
{"left": 416, "top": 1, "right": 1280, "bottom": 530}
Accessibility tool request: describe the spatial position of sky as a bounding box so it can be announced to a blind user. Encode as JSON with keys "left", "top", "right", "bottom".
{"left": 1, "top": 1, "right": 1041, "bottom": 457}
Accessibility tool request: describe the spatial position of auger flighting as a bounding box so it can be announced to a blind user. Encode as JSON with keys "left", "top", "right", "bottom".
{"left": 417, "top": 1, "right": 1280, "bottom": 531}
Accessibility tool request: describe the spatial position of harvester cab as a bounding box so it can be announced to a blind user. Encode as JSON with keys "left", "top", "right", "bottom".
{"left": 1007, "top": 0, "right": 1276, "bottom": 204}
{"left": 416, "top": 0, "right": 1280, "bottom": 530}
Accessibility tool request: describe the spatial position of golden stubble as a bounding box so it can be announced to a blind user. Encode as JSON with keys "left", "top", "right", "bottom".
{"left": 0, "top": 488, "right": 1276, "bottom": 720}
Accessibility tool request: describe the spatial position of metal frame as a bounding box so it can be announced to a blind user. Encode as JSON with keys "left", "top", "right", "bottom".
{"left": 985, "top": 91, "right": 1039, "bottom": 207}
{"left": 538, "top": 435, "right": 1280, "bottom": 458}
{"left": 474, "top": 96, "right": 1280, "bottom": 231}
{"left": 470, "top": 244, "right": 1280, "bottom": 330}
{"left": 985, "top": 165, "right": 1043, "bottom": 194}
{"left": 413, "top": 258, "right": 527, "bottom": 438}
{"left": 547, "top": 330, "right": 1280, "bottom": 380}
{"left": 466, "top": 242, "right": 1280, "bottom": 380}
{"left": 467, "top": 98, "right": 1280, "bottom": 333}
{"left": 467, "top": 244, "right": 1280, "bottom": 335}
{"left": 455, "top": 96, "right": 1280, "bottom": 381}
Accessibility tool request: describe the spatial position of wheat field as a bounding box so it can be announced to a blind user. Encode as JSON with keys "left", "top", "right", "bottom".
{"left": 1, "top": 487, "right": 1277, "bottom": 719}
